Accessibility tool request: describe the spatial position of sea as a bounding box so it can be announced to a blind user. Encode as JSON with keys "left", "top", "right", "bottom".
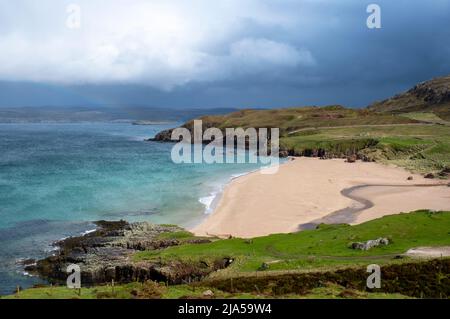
{"left": 0, "top": 122, "right": 269, "bottom": 295}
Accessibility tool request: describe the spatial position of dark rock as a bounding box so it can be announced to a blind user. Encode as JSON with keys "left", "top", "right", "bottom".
{"left": 279, "top": 150, "right": 289, "bottom": 158}
{"left": 438, "top": 167, "right": 450, "bottom": 177}
{"left": 441, "top": 167, "right": 450, "bottom": 174}
{"left": 212, "top": 258, "right": 234, "bottom": 269}
{"left": 147, "top": 129, "right": 176, "bottom": 142}
{"left": 24, "top": 264, "right": 37, "bottom": 272}
{"left": 17, "top": 258, "right": 36, "bottom": 266}
{"left": 30, "top": 221, "right": 230, "bottom": 286}
{"left": 258, "top": 263, "right": 270, "bottom": 271}
{"left": 346, "top": 155, "right": 357, "bottom": 163}
{"left": 424, "top": 173, "right": 435, "bottom": 179}
{"left": 410, "top": 80, "right": 450, "bottom": 105}
{"left": 18, "top": 258, "right": 37, "bottom": 272}
{"left": 407, "top": 176, "right": 413, "bottom": 181}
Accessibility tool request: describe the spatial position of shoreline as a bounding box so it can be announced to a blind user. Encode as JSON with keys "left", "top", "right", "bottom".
{"left": 191, "top": 157, "right": 450, "bottom": 238}
{"left": 194, "top": 162, "right": 288, "bottom": 232}
{"left": 198, "top": 168, "right": 265, "bottom": 215}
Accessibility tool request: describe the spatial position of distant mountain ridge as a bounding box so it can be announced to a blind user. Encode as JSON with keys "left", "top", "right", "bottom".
{"left": 0, "top": 106, "right": 238, "bottom": 123}
{"left": 2, "top": 75, "right": 449, "bottom": 123}
{"left": 369, "top": 75, "right": 450, "bottom": 120}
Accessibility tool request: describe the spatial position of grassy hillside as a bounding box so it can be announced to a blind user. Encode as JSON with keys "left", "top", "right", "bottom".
{"left": 280, "top": 124, "right": 450, "bottom": 173}
{"left": 6, "top": 210, "right": 450, "bottom": 299}
{"left": 185, "top": 105, "right": 419, "bottom": 136}
{"left": 189, "top": 109, "right": 450, "bottom": 173}
{"left": 134, "top": 210, "right": 450, "bottom": 273}
{"left": 152, "top": 75, "right": 450, "bottom": 174}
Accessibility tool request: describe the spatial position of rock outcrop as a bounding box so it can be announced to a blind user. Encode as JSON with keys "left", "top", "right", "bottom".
{"left": 410, "top": 78, "right": 450, "bottom": 105}
{"left": 369, "top": 74, "right": 450, "bottom": 119}
{"left": 26, "top": 221, "right": 227, "bottom": 286}
{"left": 346, "top": 155, "right": 357, "bottom": 163}
{"left": 147, "top": 126, "right": 288, "bottom": 157}
{"left": 147, "top": 129, "right": 176, "bottom": 142}
{"left": 351, "top": 238, "right": 390, "bottom": 251}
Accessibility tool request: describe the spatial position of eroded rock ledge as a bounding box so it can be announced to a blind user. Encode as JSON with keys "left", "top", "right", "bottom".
{"left": 26, "top": 221, "right": 229, "bottom": 286}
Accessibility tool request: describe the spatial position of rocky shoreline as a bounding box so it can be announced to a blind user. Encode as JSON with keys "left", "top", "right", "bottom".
{"left": 148, "top": 126, "right": 290, "bottom": 157}
{"left": 24, "top": 221, "right": 230, "bottom": 286}
{"left": 147, "top": 126, "right": 374, "bottom": 160}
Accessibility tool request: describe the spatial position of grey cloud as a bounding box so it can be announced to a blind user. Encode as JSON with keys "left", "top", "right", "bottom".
{"left": 0, "top": 0, "right": 449, "bottom": 108}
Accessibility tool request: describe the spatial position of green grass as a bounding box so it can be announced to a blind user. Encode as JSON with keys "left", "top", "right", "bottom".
{"left": 157, "top": 230, "right": 195, "bottom": 240}
{"left": 2, "top": 283, "right": 267, "bottom": 300}
{"left": 401, "top": 112, "right": 450, "bottom": 125}
{"left": 135, "top": 210, "right": 450, "bottom": 274}
{"left": 280, "top": 136, "right": 378, "bottom": 156}
{"left": 190, "top": 106, "right": 419, "bottom": 136}
{"left": 7, "top": 210, "right": 448, "bottom": 300}
{"left": 1, "top": 283, "right": 141, "bottom": 299}
{"left": 174, "top": 105, "right": 450, "bottom": 173}
{"left": 163, "top": 283, "right": 413, "bottom": 299}
{"left": 279, "top": 124, "right": 450, "bottom": 173}
{"left": 3, "top": 281, "right": 413, "bottom": 300}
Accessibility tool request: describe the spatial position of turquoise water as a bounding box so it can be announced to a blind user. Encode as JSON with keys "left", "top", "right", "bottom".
{"left": 0, "top": 123, "right": 264, "bottom": 295}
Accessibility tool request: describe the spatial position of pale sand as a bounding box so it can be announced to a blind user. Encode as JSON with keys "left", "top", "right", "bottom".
{"left": 192, "top": 157, "right": 450, "bottom": 238}
{"left": 405, "top": 247, "right": 450, "bottom": 258}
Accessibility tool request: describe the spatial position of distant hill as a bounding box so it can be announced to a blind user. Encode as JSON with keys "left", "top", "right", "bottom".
{"left": 368, "top": 75, "right": 450, "bottom": 120}
{"left": 154, "top": 75, "right": 450, "bottom": 139}
{"left": 151, "top": 76, "right": 450, "bottom": 174}
{"left": 153, "top": 105, "right": 419, "bottom": 142}
{"left": 0, "top": 106, "right": 237, "bottom": 123}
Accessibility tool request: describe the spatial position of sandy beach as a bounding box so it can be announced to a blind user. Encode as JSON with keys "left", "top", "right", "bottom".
{"left": 192, "top": 158, "right": 450, "bottom": 238}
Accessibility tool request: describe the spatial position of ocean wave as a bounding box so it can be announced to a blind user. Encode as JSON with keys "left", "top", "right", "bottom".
{"left": 198, "top": 168, "right": 260, "bottom": 215}
{"left": 198, "top": 192, "right": 218, "bottom": 215}
{"left": 80, "top": 228, "right": 97, "bottom": 236}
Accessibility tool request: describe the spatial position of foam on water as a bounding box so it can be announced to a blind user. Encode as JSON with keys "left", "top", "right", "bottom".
{"left": 198, "top": 193, "right": 218, "bottom": 214}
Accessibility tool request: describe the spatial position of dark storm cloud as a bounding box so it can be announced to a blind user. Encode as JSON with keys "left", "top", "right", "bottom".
{"left": 0, "top": 0, "right": 449, "bottom": 108}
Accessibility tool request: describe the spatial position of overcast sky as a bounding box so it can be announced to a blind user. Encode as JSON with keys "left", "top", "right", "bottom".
{"left": 0, "top": 0, "right": 449, "bottom": 108}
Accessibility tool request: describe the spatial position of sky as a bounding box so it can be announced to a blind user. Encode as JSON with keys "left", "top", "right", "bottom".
{"left": 0, "top": 0, "right": 449, "bottom": 108}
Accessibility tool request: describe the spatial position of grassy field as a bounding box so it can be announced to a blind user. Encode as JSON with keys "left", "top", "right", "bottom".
{"left": 6, "top": 210, "right": 449, "bottom": 299}
{"left": 178, "top": 105, "right": 450, "bottom": 173}
{"left": 135, "top": 210, "right": 450, "bottom": 274}
{"left": 279, "top": 123, "right": 450, "bottom": 173}
{"left": 192, "top": 106, "right": 419, "bottom": 136}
